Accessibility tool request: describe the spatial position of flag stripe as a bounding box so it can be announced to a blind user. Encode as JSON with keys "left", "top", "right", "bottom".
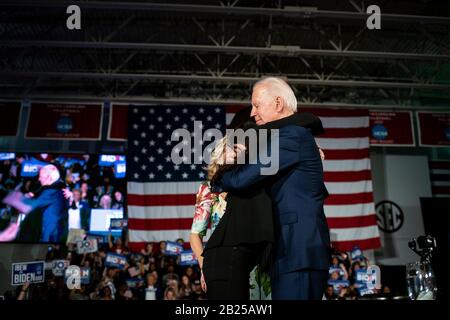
{"left": 325, "top": 180, "right": 373, "bottom": 194}
{"left": 327, "top": 214, "right": 377, "bottom": 229}
{"left": 430, "top": 161, "right": 450, "bottom": 170}
{"left": 320, "top": 149, "right": 369, "bottom": 160}
{"left": 320, "top": 127, "right": 369, "bottom": 139}
{"left": 331, "top": 237, "right": 381, "bottom": 252}
{"left": 325, "top": 192, "right": 374, "bottom": 205}
{"left": 323, "top": 158, "right": 371, "bottom": 172}
{"left": 324, "top": 170, "right": 372, "bottom": 182}
{"left": 324, "top": 203, "right": 375, "bottom": 218}
{"left": 128, "top": 194, "right": 195, "bottom": 206}
{"left": 128, "top": 205, "right": 195, "bottom": 219}
{"left": 431, "top": 186, "right": 450, "bottom": 195}
{"left": 315, "top": 137, "right": 369, "bottom": 150}
{"left": 320, "top": 117, "right": 369, "bottom": 129}
{"left": 129, "top": 218, "right": 193, "bottom": 230}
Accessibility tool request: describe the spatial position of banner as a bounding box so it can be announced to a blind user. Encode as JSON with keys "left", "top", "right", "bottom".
{"left": 25, "top": 102, "right": 103, "bottom": 140}
{"left": 52, "top": 260, "right": 70, "bottom": 277}
{"left": 76, "top": 239, "right": 98, "bottom": 254}
{"left": 370, "top": 111, "right": 415, "bottom": 146}
{"left": 108, "top": 104, "right": 128, "bottom": 141}
{"left": 179, "top": 250, "right": 198, "bottom": 266}
{"left": 66, "top": 228, "right": 86, "bottom": 245}
{"left": 64, "top": 267, "right": 90, "bottom": 285}
{"left": 418, "top": 111, "right": 450, "bottom": 147}
{"left": 110, "top": 218, "right": 128, "bottom": 230}
{"left": 20, "top": 159, "right": 49, "bottom": 177}
{"left": 0, "top": 102, "right": 21, "bottom": 137}
{"left": 126, "top": 278, "right": 144, "bottom": 288}
{"left": 105, "top": 253, "right": 127, "bottom": 269}
{"left": 163, "top": 241, "right": 183, "bottom": 256}
{"left": 371, "top": 155, "right": 431, "bottom": 265}
{"left": 11, "top": 261, "right": 45, "bottom": 286}
{"left": 98, "top": 155, "right": 126, "bottom": 167}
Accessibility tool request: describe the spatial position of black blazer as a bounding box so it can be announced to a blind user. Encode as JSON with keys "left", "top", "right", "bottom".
{"left": 204, "top": 112, "right": 328, "bottom": 270}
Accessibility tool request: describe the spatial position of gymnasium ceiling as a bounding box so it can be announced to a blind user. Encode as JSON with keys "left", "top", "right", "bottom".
{"left": 0, "top": 0, "right": 449, "bottom": 109}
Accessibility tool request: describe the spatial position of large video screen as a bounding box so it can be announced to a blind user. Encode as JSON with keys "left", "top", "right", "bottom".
{"left": 0, "top": 153, "right": 126, "bottom": 244}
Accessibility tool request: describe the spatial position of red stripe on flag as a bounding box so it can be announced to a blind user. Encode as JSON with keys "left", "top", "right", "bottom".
{"left": 322, "top": 149, "right": 369, "bottom": 160}
{"left": 128, "top": 218, "right": 193, "bottom": 230}
{"left": 128, "top": 194, "right": 196, "bottom": 206}
{"left": 300, "top": 108, "right": 368, "bottom": 117}
{"left": 324, "top": 170, "right": 372, "bottom": 182}
{"left": 320, "top": 127, "right": 369, "bottom": 138}
{"left": 430, "top": 161, "right": 450, "bottom": 170}
{"left": 325, "top": 192, "right": 374, "bottom": 205}
{"left": 225, "top": 105, "right": 249, "bottom": 113}
{"left": 326, "top": 214, "right": 377, "bottom": 229}
{"left": 432, "top": 186, "right": 450, "bottom": 195}
{"left": 331, "top": 237, "right": 381, "bottom": 252}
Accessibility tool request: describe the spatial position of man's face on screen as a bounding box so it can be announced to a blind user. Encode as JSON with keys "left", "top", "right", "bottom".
{"left": 38, "top": 168, "right": 51, "bottom": 186}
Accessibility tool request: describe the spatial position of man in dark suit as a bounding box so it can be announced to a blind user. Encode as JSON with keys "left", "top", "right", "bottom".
{"left": 215, "top": 77, "right": 331, "bottom": 300}
{"left": 3, "top": 164, "right": 68, "bottom": 242}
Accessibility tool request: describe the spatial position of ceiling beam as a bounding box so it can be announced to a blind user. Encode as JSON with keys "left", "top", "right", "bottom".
{"left": 2, "top": 71, "right": 450, "bottom": 90}
{"left": 2, "top": 40, "right": 450, "bottom": 61}
{"left": 1, "top": 1, "right": 450, "bottom": 25}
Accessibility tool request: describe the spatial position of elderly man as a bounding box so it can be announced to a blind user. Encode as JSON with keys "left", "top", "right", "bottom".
{"left": 215, "top": 77, "right": 331, "bottom": 300}
{"left": 3, "top": 164, "right": 68, "bottom": 242}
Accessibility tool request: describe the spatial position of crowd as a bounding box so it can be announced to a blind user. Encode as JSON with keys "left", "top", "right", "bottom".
{"left": 324, "top": 247, "right": 392, "bottom": 300}
{"left": 4, "top": 238, "right": 205, "bottom": 301}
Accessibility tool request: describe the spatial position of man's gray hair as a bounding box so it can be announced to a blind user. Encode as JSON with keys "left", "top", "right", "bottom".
{"left": 41, "top": 164, "right": 60, "bottom": 184}
{"left": 253, "top": 77, "right": 298, "bottom": 113}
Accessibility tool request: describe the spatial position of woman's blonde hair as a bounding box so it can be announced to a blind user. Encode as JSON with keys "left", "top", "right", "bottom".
{"left": 206, "top": 136, "right": 229, "bottom": 181}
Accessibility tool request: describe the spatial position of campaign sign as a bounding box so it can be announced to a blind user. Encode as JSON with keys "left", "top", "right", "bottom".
{"left": 65, "top": 266, "right": 90, "bottom": 285}
{"left": 110, "top": 218, "right": 128, "bottom": 230}
{"left": 76, "top": 239, "right": 98, "bottom": 255}
{"left": 105, "top": 253, "right": 127, "bottom": 269}
{"left": 126, "top": 278, "right": 144, "bottom": 289}
{"left": 351, "top": 245, "right": 365, "bottom": 261}
{"left": 163, "top": 241, "right": 183, "bottom": 256}
{"left": 99, "top": 155, "right": 126, "bottom": 166}
{"left": 115, "top": 161, "right": 126, "bottom": 179}
{"left": 86, "top": 234, "right": 105, "bottom": 244}
{"left": 355, "top": 266, "right": 381, "bottom": 290}
{"left": 0, "top": 153, "right": 15, "bottom": 161}
{"left": 52, "top": 260, "right": 70, "bottom": 277}
{"left": 179, "top": 250, "right": 198, "bottom": 266}
{"left": 21, "top": 160, "right": 48, "bottom": 177}
{"left": 11, "top": 261, "right": 45, "bottom": 286}
{"left": 66, "top": 228, "right": 86, "bottom": 245}
{"left": 328, "top": 279, "right": 350, "bottom": 294}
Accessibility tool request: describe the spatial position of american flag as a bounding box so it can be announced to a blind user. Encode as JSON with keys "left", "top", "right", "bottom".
{"left": 429, "top": 160, "right": 450, "bottom": 197}
{"left": 127, "top": 105, "right": 381, "bottom": 252}
{"left": 127, "top": 105, "right": 224, "bottom": 252}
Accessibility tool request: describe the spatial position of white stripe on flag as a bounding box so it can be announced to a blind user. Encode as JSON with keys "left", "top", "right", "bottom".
{"left": 315, "top": 137, "right": 369, "bottom": 150}
{"left": 319, "top": 117, "right": 369, "bottom": 129}
{"left": 128, "top": 229, "right": 211, "bottom": 242}
{"left": 127, "top": 181, "right": 201, "bottom": 195}
{"left": 324, "top": 203, "right": 375, "bottom": 218}
{"left": 323, "top": 158, "right": 371, "bottom": 172}
{"left": 329, "top": 225, "right": 379, "bottom": 242}
{"left": 128, "top": 205, "right": 195, "bottom": 219}
{"left": 430, "top": 169, "right": 450, "bottom": 175}
{"left": 324, "top": 180, "right": 373, "bottom": 194}
{"left": 431, "top": 181, "right": 450, "bottom": 187}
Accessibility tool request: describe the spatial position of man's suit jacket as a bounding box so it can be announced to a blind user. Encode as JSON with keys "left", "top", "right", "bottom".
{"left": 218, "top": 121, "right": 331, "bottom": 274}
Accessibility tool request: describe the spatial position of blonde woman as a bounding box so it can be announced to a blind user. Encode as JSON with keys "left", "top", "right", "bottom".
{"left": 189, "top": 137, "right": 238, "bottom": 292}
